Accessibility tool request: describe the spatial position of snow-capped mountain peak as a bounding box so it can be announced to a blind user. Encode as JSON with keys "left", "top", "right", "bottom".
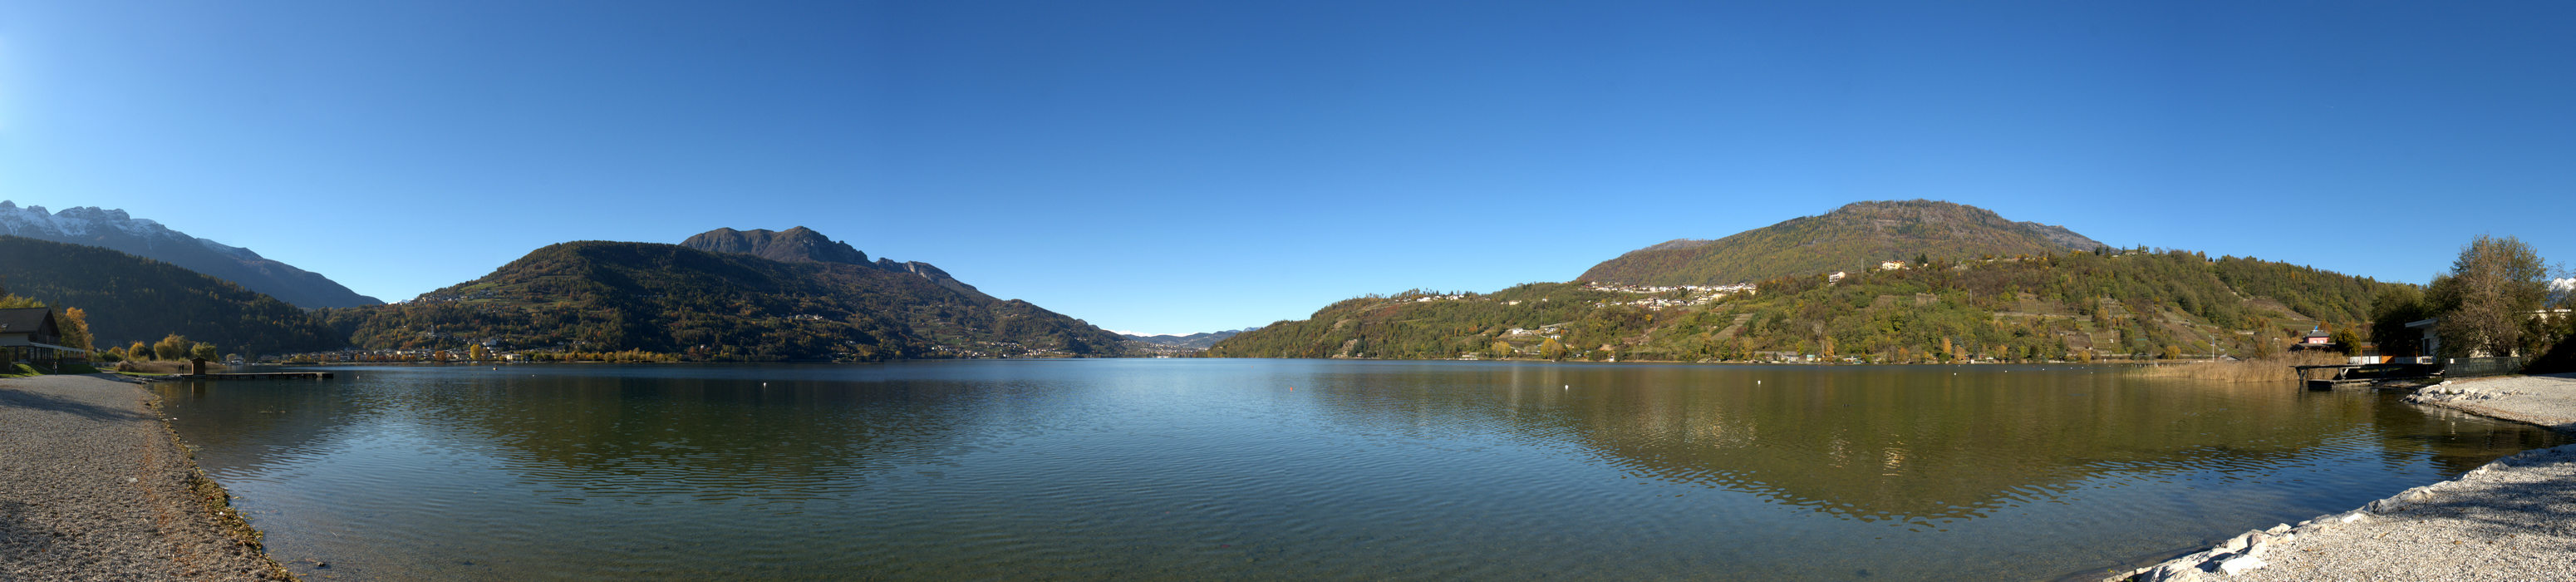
{"left": 0, "top": 200, "right": 378, "bottom": 308}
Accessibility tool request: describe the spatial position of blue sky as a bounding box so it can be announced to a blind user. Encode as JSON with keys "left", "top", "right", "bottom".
{"left": 2, "top": 2, "right": 2570, "bottom": 335}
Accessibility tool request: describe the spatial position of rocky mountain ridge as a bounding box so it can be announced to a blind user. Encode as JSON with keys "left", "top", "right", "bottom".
{"left": 0, "top": 201, "right": 381, "bottom": 308}
{"left": 681, "top": 227, "right": 991, "bottom": 299}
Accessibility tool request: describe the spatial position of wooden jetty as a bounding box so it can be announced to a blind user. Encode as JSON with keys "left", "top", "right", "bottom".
{"left": 179, "top": 372, "right": 334, "bottom": 380}
{"left": 171, "top": 358, "right": 332, "bottom": 380}
{"left": 2293, "top": 362, "right": 2438, "bottom": 390}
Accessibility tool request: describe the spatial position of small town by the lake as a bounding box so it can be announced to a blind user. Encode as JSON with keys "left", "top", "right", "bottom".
{"left": 4, "top": 2, "right": 2574, "bottom": 581}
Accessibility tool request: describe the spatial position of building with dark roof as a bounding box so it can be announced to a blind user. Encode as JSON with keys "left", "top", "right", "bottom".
{"left": 0, "top": 308, "right": 79, "bottom": 367}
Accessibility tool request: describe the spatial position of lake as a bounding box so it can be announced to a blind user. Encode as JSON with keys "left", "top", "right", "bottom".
{"left": 154, "top": 360, "right": 2566, "bottom": 580}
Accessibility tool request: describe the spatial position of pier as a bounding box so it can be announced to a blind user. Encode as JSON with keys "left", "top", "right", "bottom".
{"left": 179, "top": 372, "right": 335, "bottom": 380}
{"left": 2293, "top": 363, "right": 2438, "bottom": 390}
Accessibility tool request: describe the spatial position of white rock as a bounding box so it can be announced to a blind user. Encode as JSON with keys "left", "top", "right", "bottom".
{"left": 2218, "top": 555, "right": 2269, "bottom": 575}
{"left": 2215, "top": 535, "right": 2250, "bottom": 555}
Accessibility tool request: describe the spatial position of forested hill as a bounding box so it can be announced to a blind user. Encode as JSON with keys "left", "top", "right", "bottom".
{"left": 321, "top": 239, "right": 1131, "bottom": 361}
{"left": 0, "top": 235, "right": 347, "bottom": 355}
{"left": 1577, "top": 200, "right": 2107, "bottom": 286}
{"left": 1211, "top": 249, "right": 2404, "bottom": 363}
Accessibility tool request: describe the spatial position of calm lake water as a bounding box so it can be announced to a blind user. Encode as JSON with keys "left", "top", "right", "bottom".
{"left": 155, "top": 360, "right": 2564, "bottom": 580}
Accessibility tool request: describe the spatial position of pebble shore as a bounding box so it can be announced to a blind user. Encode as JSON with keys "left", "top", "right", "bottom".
{"left": 2108, "top": 373, "right": 2576, "bottom": 581}
{"left": 1, "top": 374, "right": 292, "bottom": 581}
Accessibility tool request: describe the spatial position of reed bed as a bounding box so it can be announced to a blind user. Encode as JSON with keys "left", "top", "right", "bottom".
{"left": 2133, "top": 351, "right": 2347, "bottom": 382}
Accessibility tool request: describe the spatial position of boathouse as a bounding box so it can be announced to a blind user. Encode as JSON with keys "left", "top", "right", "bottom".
{"left": 0, "top": 308, "right": 79, "bottom": 368}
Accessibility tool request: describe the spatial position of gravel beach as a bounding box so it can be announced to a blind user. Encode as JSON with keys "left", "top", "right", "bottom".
{"left": 2111, "top": 373, "right": 2576, "bottom": 581}
{"left": 1, "top": 374, "right": 290, "bottom": 581}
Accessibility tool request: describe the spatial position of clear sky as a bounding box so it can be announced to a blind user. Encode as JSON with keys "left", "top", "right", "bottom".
{"left": 2, "top": 2, "right": 2569, "bottom": 335}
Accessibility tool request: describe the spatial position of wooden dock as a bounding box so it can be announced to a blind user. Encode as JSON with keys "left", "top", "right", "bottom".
{"left": 2293, "top": 363, "right": 2437, "bottom": 390}
{"left": 178, "top": 372, "right": 334, "bottom": 380}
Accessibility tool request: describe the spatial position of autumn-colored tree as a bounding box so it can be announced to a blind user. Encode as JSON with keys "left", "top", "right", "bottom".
{"left": 1487, "top": 341, "right": 1512, "bottom": 359}
{"left": 153, "top": 334, "right": 192, "bottom": 361}
{"left": 128, "top": 341, "right": 152, "bottom": 361}
{"left": 1940, "top": 338, "right": 1957, "bottom": 363}
{"left": 55, "top": 307, "right": 93, "bottom": 353}
{"left": 2162, "top": 345, "right": 2182, "bottom": 360}
{"left": 189, "top": 342, "right": 219, "bottom": 362}
{"left": 469, "top": 344, "right": 494, "bottom": 362}
{"left": 1539, "top": 338, "right": 1566, "bottom": 360}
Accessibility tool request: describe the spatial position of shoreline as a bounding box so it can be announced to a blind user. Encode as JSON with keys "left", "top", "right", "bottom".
{"left": 0, "top": 373, "right": 295, "bottom": 581}
{"left": 2105, "top": 372, "right": 2576, "bottom": 581}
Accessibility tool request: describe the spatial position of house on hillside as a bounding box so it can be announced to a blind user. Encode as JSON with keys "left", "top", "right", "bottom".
{"left": 1878, "top": 260, "right": 1907, "bottom": 271}
{"left": 0, "top": 308, "right": 79, "bottom": 368}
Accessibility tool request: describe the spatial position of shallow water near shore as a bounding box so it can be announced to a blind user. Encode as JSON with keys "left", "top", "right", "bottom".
{"left": 154, "top": 360, "right": 2566, "bottom": 580}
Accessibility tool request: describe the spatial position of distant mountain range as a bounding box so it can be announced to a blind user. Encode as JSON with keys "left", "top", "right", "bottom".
{"left": 1577, "top": 200, "right": 2109, "bottom": 286}
{"left": 0, "top": 201, "right": 381, "bottom": 308}
{"left": 320, "top": 227, "right": 1131, "bottom": 361}
{"left": 1123, "top": 328, "right": 1258, "bottom": 350}
{"left": 0, "top": 235, "right": 347, "bottom": 355}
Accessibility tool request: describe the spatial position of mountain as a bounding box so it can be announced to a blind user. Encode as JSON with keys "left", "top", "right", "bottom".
{"left": 1214, "top": 202, "right": 2401, "bottom": 363}
{"left": 680, "top": 227, "right": 991, "bottom": 298}
{"left": 1577, "top": 200, "right": 2109, "bottom": 286}
{"left": 322, "top": 229, "right": 1128, "bottom": 361}
{"left": 0, "top": 235, "right": 348, "bottom": 356}
{"left": 0, "top": 201, "right": 381, "bottom": 308}
{"left": 681, "top": 226, "right": 871, "bottom": 264}
{"left": 1123, "top": 328, "right": 1256, "bottom": 350}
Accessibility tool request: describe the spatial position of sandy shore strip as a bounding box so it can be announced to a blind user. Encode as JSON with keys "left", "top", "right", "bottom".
{"left": 2, "top": 374, "right": 293, "bottom": 581}
{"left": 2108, "top": 373, "right": 2576, "bottom": 581}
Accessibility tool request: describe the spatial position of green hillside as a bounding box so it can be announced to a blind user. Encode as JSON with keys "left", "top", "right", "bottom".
{"left": 1576, "top": 200, "right": 2107, "bottom": 285}
{"left": 1213, "top": 248, "right": 2401, "bottom": 363}
{"left": 320, "top": 240, "right": 1130, "bottom": 361}
{"left": 0, "top": 235, "right": 347, "bottom": 355}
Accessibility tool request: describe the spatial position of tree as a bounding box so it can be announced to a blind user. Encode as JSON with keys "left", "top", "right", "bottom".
{"left": 153, "top": 334, "right": 192, "bottom": 361}
{"left": 0, "top": 279, "right": 37, "bottom": 308}
{"left": 1487, "top": 341, "right": 1512, "bottom": 359}
{"left": 128, "top": 341, "right": 153, "bottom": 361}
{"left": 2368, "top": 286, "right": 2431, "bottom": 357}
{"left": 58, "top": 307, "right": 93, "bottom": 354}
{"left": 1539, "top": 338, "right": 1566, "bottom": 360}
{"left": 469, "top": 343, "right": 494, "bottom": 362}
{"left": 2162, "top": 344, "right": 2182, "bottom": 360}
{"left": 2426, "top": 235, "right": 2549, "bottom": 358}
{"left": 189, "top": 342, "right": 219, "bottom": 362}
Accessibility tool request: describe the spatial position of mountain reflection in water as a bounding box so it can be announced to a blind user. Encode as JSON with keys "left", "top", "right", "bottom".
{"left": 159, "top": 361, "right": 2564, "bottom": 581}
